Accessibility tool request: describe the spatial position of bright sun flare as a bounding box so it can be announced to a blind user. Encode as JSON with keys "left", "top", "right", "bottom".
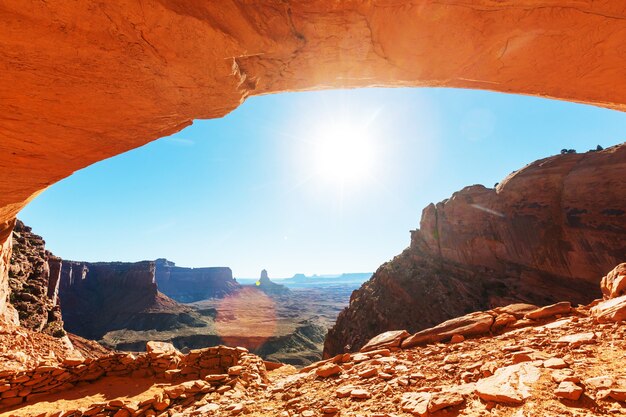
{"left": 314, "top": 123, "right": 374, "bottom": 184}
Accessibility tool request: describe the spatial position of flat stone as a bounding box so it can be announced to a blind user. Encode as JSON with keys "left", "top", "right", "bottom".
{"left": 491, "top": 304, "right": 539, "bottom": 319}
{"left": 357, "top": 367, "right": 377, "bottom": 378}
{"left": 335, "top": 385, "right": 356, "bottom": 398}
{"left": 524, "top": 302, "right": 571, "bottom": 320}
{"left": 556, "top": 332, "right": 596, "bottom": 347}
{"left": 551, "top": 370, "right": 580, "bottom": 384}
{"left": 554, "top": 381, "right": 583, "bottom": 401}
{"left": 475, "top": 363, "right": 541, "bottom": 404}
{"left": 591, "top": 295, "right": 626, "bottom": 323}
{"left": 350, "top": 389, "right": 371, "bottom": 399}
{"left": 315, "top": 363, "right": 341, "bottom": 378}
{"left": 584, "top": 376, "right": 614, "bottom": 389}
{"left": 401, "top": 392, "right": 431, "bottom": 416}
{"left": 543, "top": 358, "right": 568, "bottom": 369}
{"left": 428, "top": 391, "right": 464, "bottom": 413}
{"left": 605, "top": 389, "right": 626, "bottom": 401}
{"left": 360, "top": 330, "right": 410, "bottom": 352}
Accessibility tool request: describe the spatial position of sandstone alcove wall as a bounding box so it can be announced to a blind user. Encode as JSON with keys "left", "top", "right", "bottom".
{"left": 2, "top": 1, "right": 626, "bottom": 323}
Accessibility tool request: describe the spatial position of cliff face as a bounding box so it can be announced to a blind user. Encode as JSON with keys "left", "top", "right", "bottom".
{"left": 155, "top": 258, "right": 240, "bottom": 303}
{"left": 324, "top": 144, "right": 626, "bottom": 357}
{"left": 8, "top": 220, "right": 64, "bottom": 336}
{"left": 58, "top": 260, "right": 202, "bottom": 340}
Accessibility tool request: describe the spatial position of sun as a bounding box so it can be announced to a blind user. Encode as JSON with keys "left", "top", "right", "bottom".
{"left": 313, "top": 122, "right": 374, "bottom": 184}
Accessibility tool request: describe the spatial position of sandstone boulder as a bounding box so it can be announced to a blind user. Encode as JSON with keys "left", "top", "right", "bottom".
{"left": 524, "top": 302, "right": 571, "bottom": 320}
{"left": 591, "top": 295, "right": 626, "bottom": 323}
{"left": 600, "top": 263, "right": 626, "bottom": 299}
{"left": 315, "top": 363, "right": 341, "bottom": 378}
{"left": 401, "top": 312, "right": 494, "bottom": 349}
{"left": 554, "top": 381, "right": 584, "bottom": 401}
{"left": 146, "top": 341, "right": 179, "bottom": 356}
{"left": 360, "top": 330, "right": 410, "bottom": 352}
{"left": 491, "top": 304, "right": 540, "bottom": 319}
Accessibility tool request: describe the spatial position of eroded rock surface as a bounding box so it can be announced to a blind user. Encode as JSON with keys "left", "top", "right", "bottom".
{"left": 8, "top": 221, "right": 64, "bottom": 336}
{"left": 324, "top": 145, "right": 626, "bottom": 356}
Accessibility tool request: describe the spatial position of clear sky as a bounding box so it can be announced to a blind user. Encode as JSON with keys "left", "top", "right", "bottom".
{"left": 19, "top": 88, "right": 626, "bottom": 278}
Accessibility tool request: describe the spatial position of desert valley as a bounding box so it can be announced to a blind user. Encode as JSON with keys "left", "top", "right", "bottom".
{"left": 1, "top": 2, "right": 626, "bottom": 417}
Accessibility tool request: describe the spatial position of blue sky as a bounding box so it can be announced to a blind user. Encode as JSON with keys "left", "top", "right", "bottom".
{"left": 20, "top": 88, "right": 626, "bottom": 278}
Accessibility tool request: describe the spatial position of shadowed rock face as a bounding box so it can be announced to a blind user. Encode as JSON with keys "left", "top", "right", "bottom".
{"left": 324, "top": 145, "right": 626, "bottom": 357}
{"left": 3, "top": 1, "right": 626, "bottom": 322}
{"left": 58, "top": 260, "right": 202, "bottom": 340}
{"left": 155, "top": 259, "right": 240, "bottom": 303}
{"left": 8, "top": 220, "right": 64, "bottom": 335}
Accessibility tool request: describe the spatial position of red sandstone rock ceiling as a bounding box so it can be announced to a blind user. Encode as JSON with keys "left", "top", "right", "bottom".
{"left": 2, "top": 1, "right": 626, "bottom": 225}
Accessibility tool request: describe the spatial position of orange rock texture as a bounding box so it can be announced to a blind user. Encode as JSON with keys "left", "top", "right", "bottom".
{"left": 324, "top": 145, "right": 626, "bottom": 356}
{"left": 2, "top": 2, "right": 626, "bottom": 321}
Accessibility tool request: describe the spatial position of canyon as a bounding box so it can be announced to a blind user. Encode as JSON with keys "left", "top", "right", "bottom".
{"left": 1, "top": 2, "right": 626, "bottom": 416}
{"left": 324, "top": 144, "right": 626, "bottom": 357}
{"left": 6, "top": 224, "right": 363, "bottom": 366}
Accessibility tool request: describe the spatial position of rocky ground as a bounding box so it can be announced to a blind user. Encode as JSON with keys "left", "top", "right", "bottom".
{"left": 1, "top": 265, "right": 624, "bottom": 417}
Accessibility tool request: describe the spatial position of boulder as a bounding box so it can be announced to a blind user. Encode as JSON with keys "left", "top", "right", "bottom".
{"left": 428, "top": 391, "right": 464, "bottom": 413}
{"left": 554, "top": 381, "right": 583, "bottom": 401}
{"left": 401, "top": 312, "right": 494, "bottom": 349}
{"left": 360, "top": 330, "right": 410, "bottom": 352}
{"left": 591, "top": 295, "right": 626, "bottom": 323}
{"left": 600, "top": 263, "right": 626, "bottom": 299}
{"left": 146, "top": 341, "right": 179, "bottom": 356}
{"left": 524, "top": 302, "right": 571, "bottom": 320}
{"left": 315, "top": 363, "right": 341, "bottom": 378}
{"left": 475, "top": 363, "right": 541, "bottom": 404}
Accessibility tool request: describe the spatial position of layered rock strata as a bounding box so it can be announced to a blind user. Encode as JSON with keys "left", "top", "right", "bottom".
{"left": 324, "top": 145, "right": 626, "bottom": 356}
{"left": 58, "top": 260, "right": 205, "bottom": 340}
{"left": 155, "top": 259, "right": 240, "bottom": 303}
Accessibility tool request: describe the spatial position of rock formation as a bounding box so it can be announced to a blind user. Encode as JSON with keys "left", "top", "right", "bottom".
{"left": 3, "top": 2, "right": 626, "bottom": 323}
{"left": 58, "top": 260, "right": 206, "bottom": 341}
{"left": 8, "top": 220, "right": 64, "bottom": 336}
{"left": 324, "top": 145, "right": 626, "bottom": 356}
{"left": 255, "top": 269, "right": 290, "bottom": 296}
{"left": 155, "top": 259, "right": 240, "bottom": 303}
{"left": 4, "top": 264, "right": 626, "bottom": 416}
